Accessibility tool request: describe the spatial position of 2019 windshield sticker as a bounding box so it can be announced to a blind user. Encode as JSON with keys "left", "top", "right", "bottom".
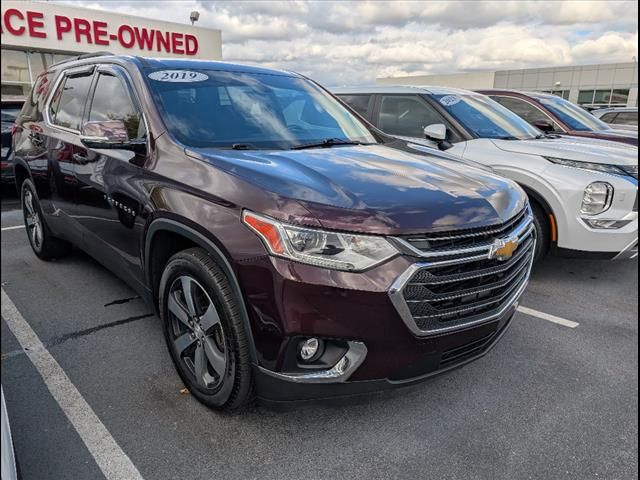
{"left": 439, "top": 95, "right": 461, "bottom": 107}
{"left": 148, "top": 70, "right": 209, "bottom": 82}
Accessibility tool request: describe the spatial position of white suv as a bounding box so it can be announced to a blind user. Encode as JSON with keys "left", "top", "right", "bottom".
{"left": 334, "top": 86, "right": 638, "bottom": 261}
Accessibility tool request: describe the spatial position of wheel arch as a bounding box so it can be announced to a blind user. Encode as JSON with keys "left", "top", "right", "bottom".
{"left": 144, "top": 217, "right": 258, "bottom": 364}
{"left": 519, "top": 184, "right": 558, "bottom": 245}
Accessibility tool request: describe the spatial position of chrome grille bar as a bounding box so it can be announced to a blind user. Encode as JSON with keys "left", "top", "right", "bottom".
{"left": 389, "top": 207, "right": 535, "bottom": 336}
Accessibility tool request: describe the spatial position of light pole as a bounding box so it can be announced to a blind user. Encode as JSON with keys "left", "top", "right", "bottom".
{"left": 190, "top": 10, "right": 200, "bottom": 26}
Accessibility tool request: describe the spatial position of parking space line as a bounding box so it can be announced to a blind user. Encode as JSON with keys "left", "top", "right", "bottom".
{"left": 1, "top": 289, "right": 145, "bottom": 480}
{"left": 1, "top": 225, "right": 23, "bottom": 231}
{"left": 517, "top": 306, "right": 580, "bottom": 328}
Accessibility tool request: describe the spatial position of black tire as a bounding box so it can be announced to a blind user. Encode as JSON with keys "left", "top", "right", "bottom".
{"left": 530, "top": 200, "right": 550, "bottom": 264}
{"left": 159, "top": 247, "right": 254, "bottom": 411}
{"left": 21, "top": 179, "right": 72, "bottom": 260}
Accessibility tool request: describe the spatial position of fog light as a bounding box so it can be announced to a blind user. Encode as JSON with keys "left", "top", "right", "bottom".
{"left": 581, "top": 182, "right": 613, "bottom": 215}
{"left": 583, "top": 219, "right": 632, "bottom": 229}
{"left": 299, "top": 338, "right": 321, "bottom": 362}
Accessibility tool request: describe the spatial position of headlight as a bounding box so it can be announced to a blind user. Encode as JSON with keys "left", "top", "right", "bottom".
{"left": 581, "top": 182, "right": 613, "bottom": 215}
{"left": 242, "top": 211, "right": 398, "bottom": 271}
{"left": 544, "top": 157, "right": 631, "bottom": 177}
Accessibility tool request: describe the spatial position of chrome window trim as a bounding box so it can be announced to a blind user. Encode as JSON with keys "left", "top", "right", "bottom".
{"left": 43, "top": 66, "right": 95, "bottom": 135}
{"left": 44, "top": 63, "right": 151, "bottom": 151}
{"left": 388, "top": 212, "right": 535, "bottom": 337}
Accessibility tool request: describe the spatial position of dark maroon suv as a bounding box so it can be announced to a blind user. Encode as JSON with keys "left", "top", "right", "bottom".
{"left": 13, "top": 54, "right": 533, "bottom": 410}
{"left": 478, "top": 89, "right": 638, "bottom": 146}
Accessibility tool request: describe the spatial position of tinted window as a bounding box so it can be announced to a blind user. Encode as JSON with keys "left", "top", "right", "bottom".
{"left": 614, "top": 112, "right": 637, "bottom": 126}
{"left": 599, "top": 112, "right": 617, "bottom": 123}
{"left": 339, "top": 95, "right": 372, "bottom": 118}
{"left": 51, "top": 73, "right": 93, "bottom": 131}
{"left": 533, "top": 95, "right": 610, "bottom": 132}
{"left": 491, "top": 96, "right": 560, "bottom": 132}
{"left": 432, "top": 93, "right": 541, "bottom": 140}
{"left": 147, "top": 70, "right": 376, "bottom": 149}
{"left": 20, "top": 73, "right": 53, "bottom": 122}
{"left": 89, "top": 74, "right": 144, "bottom": 139}
{"left": 377, "top": 95, "right": 459, "bottom": 140}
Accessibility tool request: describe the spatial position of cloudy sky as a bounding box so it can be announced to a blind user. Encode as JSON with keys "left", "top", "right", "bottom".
{"left": 56, "top": 0, "right": 638, "bottom": 86}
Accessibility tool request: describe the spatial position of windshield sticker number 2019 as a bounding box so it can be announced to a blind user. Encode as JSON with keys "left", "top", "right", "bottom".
{"left": 148, "top": 70, "right": 209, "bottom": 82}
{"left": 439, "top": 95, "right": 461, "bottom": 107}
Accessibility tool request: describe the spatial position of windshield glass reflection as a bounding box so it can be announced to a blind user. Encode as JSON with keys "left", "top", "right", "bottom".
{"left": 147, "top": 70, "right": 377, "bottom": 149}
{"left": 534, "top": 95, "right": 611, "bottom": 132}
{"left": 432, "top": 94, "right": 541, "bottom": 140}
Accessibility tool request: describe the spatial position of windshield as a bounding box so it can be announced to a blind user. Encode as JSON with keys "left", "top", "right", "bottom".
{"left": 533, "top": 95, "right": 611, "bottom": 132}
{"left": 431, "top": 94, "right": 541, "bottom": 140}
{"left": 146, "top": 69, "right": 377, "bottom": 149}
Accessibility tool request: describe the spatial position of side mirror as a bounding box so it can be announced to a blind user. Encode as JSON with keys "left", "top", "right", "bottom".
{"left": 423, "top": 123, "right": 452, "bottom": 151}
{"left": 532, "top": 119, "right": 554, "bottom": 133}
{"left": 80, "top": 120, "right": 146, "bottom": 154}
{"left": 423, "top": 123, "right": 447, "bottom": 141}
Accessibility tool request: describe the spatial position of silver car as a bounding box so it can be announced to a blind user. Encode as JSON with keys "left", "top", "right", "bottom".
{"left": 592, "top": 107, "right": 638, "bottom": 132}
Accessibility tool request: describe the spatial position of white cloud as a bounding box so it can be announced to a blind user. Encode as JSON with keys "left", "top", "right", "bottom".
{"left": 53, "top": 0, "right": 638, "bottom": 85}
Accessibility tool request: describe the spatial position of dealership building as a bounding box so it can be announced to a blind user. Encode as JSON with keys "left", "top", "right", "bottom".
{"left": 1, "top": 1, "right": 222, "bottom": 97}
{"left": 377, "top": 62, "right": 639, "bottom": 108}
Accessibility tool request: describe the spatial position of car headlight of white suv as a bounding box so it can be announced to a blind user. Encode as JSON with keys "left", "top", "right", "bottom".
{"left": 581, "top": 182, "right": 614, "bottom": 215}
{"left": 544, "top": 156, "right": 638, "bottom": 180}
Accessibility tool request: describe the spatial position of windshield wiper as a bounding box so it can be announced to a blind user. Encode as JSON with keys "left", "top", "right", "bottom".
{"left": 495, "top": 136, "right": 519, "bottom": 140}
{"left": 231, "top": 143, "right": 256, "bottom": 150}
{"left": 291, "top": 138, "right": 368, "bottom": 150}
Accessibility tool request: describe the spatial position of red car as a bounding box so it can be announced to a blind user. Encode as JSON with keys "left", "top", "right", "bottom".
{"left": 477, "top": 89, "right": 638, "bottom": 147}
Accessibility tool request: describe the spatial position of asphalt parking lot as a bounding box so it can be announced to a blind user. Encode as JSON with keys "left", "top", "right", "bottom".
{"left": 1, "top": 191, "right": 638, "bottom": 480}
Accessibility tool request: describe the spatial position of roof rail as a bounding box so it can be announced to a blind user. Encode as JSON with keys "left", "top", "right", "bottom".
{"left": 49, "top": 51, "right": 115, "bottom": 69}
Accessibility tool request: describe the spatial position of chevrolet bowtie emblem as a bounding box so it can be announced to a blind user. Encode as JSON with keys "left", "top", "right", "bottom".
{"left": 489, "top": 236, "right": 519, "bottom": 261}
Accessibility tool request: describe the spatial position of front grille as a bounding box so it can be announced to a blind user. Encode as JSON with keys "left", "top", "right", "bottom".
{"left": 389, "top": 208, "right": 535, "bottom": 335}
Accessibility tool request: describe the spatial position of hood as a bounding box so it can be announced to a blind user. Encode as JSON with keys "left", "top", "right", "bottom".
{"left": 606, "top": 124, "right": 638, "bottom": 133}
{"left": 591, "top": 128, "right": 638, "bottom": 139}
{"left": 492, "top": 136, "right": 638, "bottom": 166}
{"left": 187, "top": 144, "right": 527, "bottom": 235}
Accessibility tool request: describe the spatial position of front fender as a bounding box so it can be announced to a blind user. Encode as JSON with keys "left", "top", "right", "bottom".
{"left": 144, "top": 214, "right": 260, "bottom": 364}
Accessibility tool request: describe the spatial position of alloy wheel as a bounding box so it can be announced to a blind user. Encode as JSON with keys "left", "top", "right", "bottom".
{"left": 167, "top": 275, "right": 228, "bottom": 391}
{"left": 23, "top": 189, "right": 43, "bottom": 250}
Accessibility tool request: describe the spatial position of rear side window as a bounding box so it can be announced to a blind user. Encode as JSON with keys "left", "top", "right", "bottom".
{"left": 599, "top": 112, "right": 617, "bottom": 123}
{"left": 89, "top": 73, "right": 145, "bottom": 139}
{"left": 377, "top": 94, "right": 459, "bottom": 140}
{"left": 50, "top": 73, "right": 93, "bottom": 131}
{"left": 491, "top": 96, "right": 560, "bottom": 132}
{"left": 20, "top": 73, "right": 54, "bottom": 121}
{"left": 614, "top": 112, "right": 637, "bottom": 126}
{"left": 339, "top": 95, "right": 372, "bottom": 118}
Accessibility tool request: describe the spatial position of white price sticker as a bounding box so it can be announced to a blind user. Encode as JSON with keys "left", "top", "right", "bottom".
{"left": 439, "top": 95, "right": 461, "bottom": 106}
{"left": 148, "top": 70, "right": 209, "bottom": 82}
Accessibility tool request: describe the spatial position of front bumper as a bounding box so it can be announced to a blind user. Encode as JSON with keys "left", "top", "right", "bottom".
{"left": 238, "top": 211, "right": 533, "bottom": 402}
{"left": 613, "top": 238, "right": 639, "bottom": 260}
{"left": 255, "top": 304, "right": 518, "bottom": 403}
{"left": 544, "top": 164, "right": 638, "bottom": 257}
